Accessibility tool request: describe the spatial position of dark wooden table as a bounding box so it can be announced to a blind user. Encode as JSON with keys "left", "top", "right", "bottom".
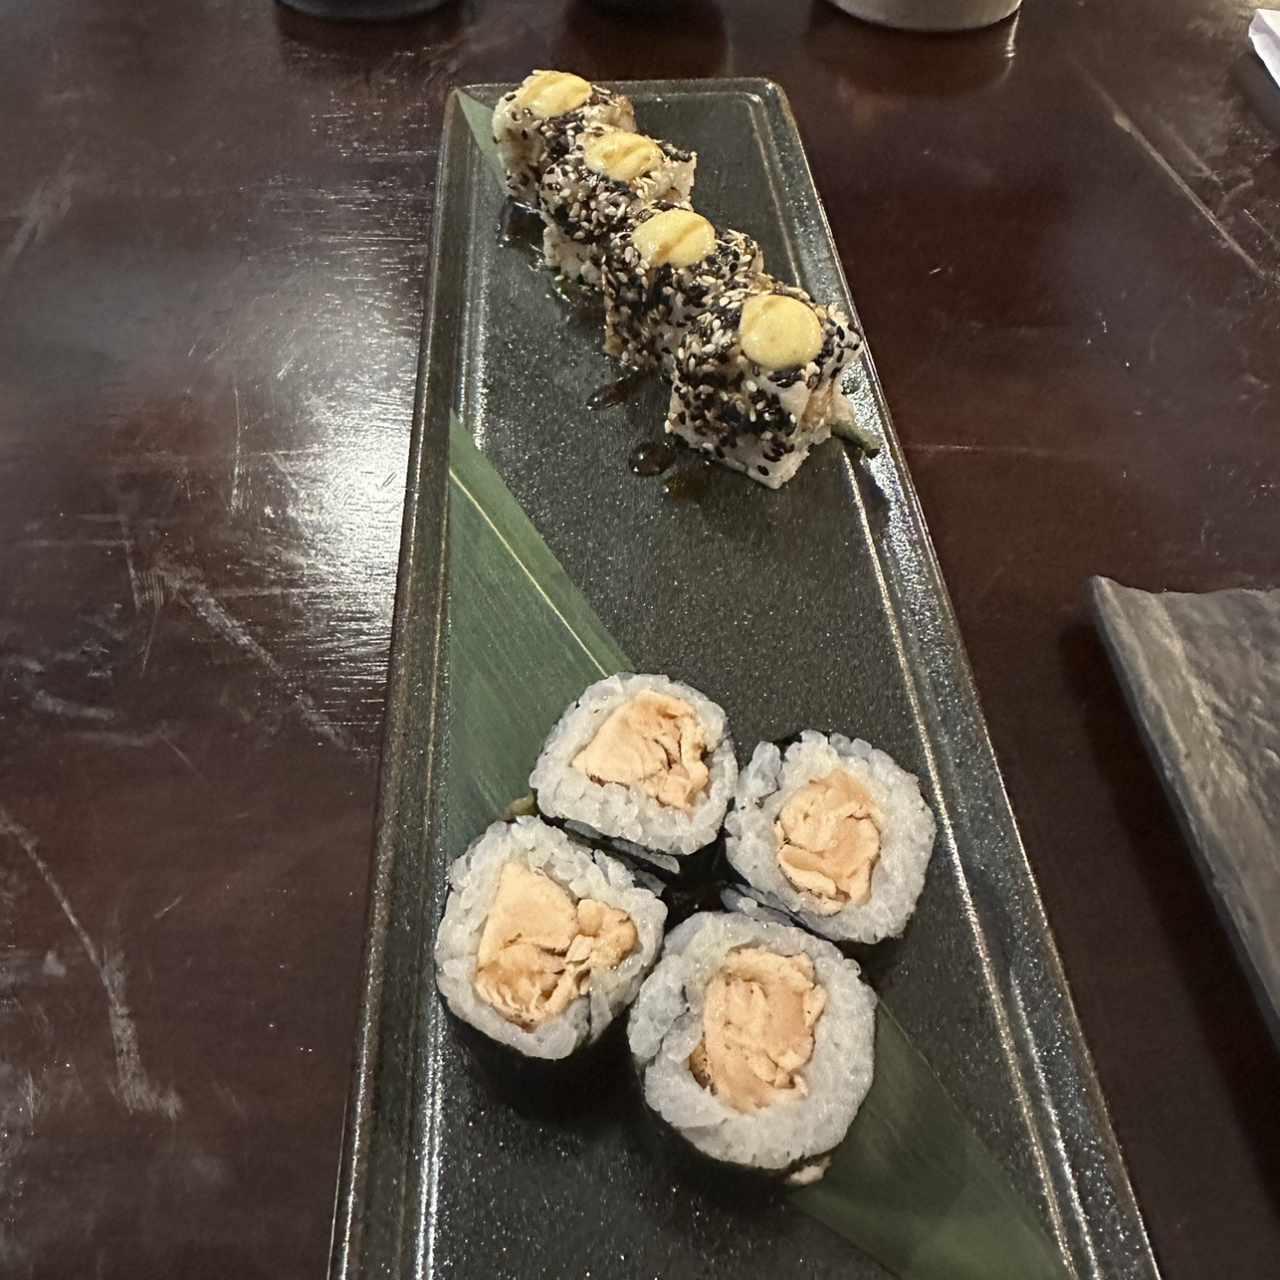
{"left": 2, "top": 1, "right": 1277, "bottom": 1276}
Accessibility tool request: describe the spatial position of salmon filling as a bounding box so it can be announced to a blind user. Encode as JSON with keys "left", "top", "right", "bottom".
{"left": 474, "top": 862, "right": 637, "bottom": 1028}
{"left": 572, "top": 691, "right": 710, "bottom": 811}
{"left": 774, "top": 769, "right": 883, "bottom": 912}
{"left": 689, "top": 947, "right": 826, "bottom": 1112}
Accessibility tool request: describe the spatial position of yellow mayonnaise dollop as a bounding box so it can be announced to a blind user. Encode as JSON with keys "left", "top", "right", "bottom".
{"left": 584, "top": 130, "right": 663, "bottom": 183}
{"left": 739, "top": 294, "right": 823, "bottom": 370}
{"left": 516, "top": 70, "right": 592, "bottom": 119}
{"left": 631, "top": 208, "right": 716, "bottom": 269}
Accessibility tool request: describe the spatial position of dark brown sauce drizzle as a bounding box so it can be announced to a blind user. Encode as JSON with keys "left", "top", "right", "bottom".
{"left": 587, "top": 369, "right": 648, "bottom": 410}
{"left": 496, "top": 201, "right": 542, "bottom": 248}
{"left": 662, "top": 461, "right": 713, "bottom": 502}
{"left": 498, "top": 200, "right": 699, "bottom": 492}
{"left": 628, "top": 439, "right": 678, "bottom": 476}
{"left": 550, "top": 274, "right": 598, "bottom": 310}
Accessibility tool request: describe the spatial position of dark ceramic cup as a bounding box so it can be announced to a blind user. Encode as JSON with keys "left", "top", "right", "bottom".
{"left": 276, "top": 0, "right": 452, "bottom": 18}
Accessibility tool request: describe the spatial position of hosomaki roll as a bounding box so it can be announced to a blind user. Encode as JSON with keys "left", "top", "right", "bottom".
{"left": 492, "top": 70, "right": 636, "bottom": 206}
{"left": 725, "top": 731, "right": 936, "bottom": 944}
{"left": 666, "top": 276, "right": 863, "bottom": 488}
{"left": 434, "top": 817, "right": 667, "bottom": 1059}
{"left": 601, "top": 204, "right": 763, "bottom": 378}
{"left": 628, "top": 911, "right": 876, "bottom": 1182}
{"left": 530, "top": 673, "right": 737, "bottom": 864}
{"left": 539, "top": 128, "right": 697, "bottom": 287}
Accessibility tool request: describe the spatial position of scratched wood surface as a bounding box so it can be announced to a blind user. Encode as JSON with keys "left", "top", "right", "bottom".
{"left": 1, "top": 2, "right": 1277, "bottom": 1278}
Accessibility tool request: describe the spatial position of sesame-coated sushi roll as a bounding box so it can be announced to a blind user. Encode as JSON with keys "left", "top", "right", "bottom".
{"left": 539, "top": 128, "right": 697, "bottom": 286}
{"left": 725, "top": 731, "right": 936, "bottom": 944}
{"left": 434, "top": 817, "right": 667, "bottom": 1060}
{"left": 666, "top": 277, "right": 863, "bottom": 489}
{"left": 601, "top": 205, "right": 763, "bottom": 378}
{"left": 628, "top": 911, "right": 876, "bottom": 1183}
{"left": 531, "top": 673, "right": 737, "bottom": 865}
{"left": 493, "top": 70, "right": 636, "bottom": 206}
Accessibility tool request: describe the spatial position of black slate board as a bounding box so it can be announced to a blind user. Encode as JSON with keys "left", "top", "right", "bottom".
{"left": 1091, "top": 576, "right": 1280, "bottom": 1045}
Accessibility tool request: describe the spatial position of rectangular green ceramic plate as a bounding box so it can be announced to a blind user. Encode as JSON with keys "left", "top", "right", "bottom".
{"left": 330, "top": 81, "right": 1159, "bottom": 1280}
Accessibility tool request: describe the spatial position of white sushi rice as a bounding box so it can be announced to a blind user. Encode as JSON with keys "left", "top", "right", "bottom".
{"left": 665, "top": 388, "right": 834, "bottom": 489}
{"left": 434, "top": 816, "right": 667, "bottom": 1060}
{"left": 718, "top": 885, "right": 793, "bottom": 927}
{"left": 628, "top": 912, "right": 876, "bottom": 1175}
{"left": 541, "top": 226, "right": 602, "bottom": 286}
{"left": 725, "top": 731, "right": 936, "bottom": 944}
{"left": 531, "top": 673, "right": 737, "bottom": 858}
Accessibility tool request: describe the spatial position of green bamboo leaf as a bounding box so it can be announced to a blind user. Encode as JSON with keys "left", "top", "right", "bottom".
{"left": 442, "top": 413, "right": 1070, "bottom": 1279}
{"left": 456, "top": 90, "right": 505, "bottom": 184}
{"left": 444, "top": 413, "right": 629, "bottom": 847}
{"left": 795, "top": 1008, "right": 1070, "bottom": 1279}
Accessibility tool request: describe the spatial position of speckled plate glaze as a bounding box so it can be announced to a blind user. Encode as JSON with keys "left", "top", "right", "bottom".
{"left": 330, "top": 81, "right": 1158, "bottom": 1280}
